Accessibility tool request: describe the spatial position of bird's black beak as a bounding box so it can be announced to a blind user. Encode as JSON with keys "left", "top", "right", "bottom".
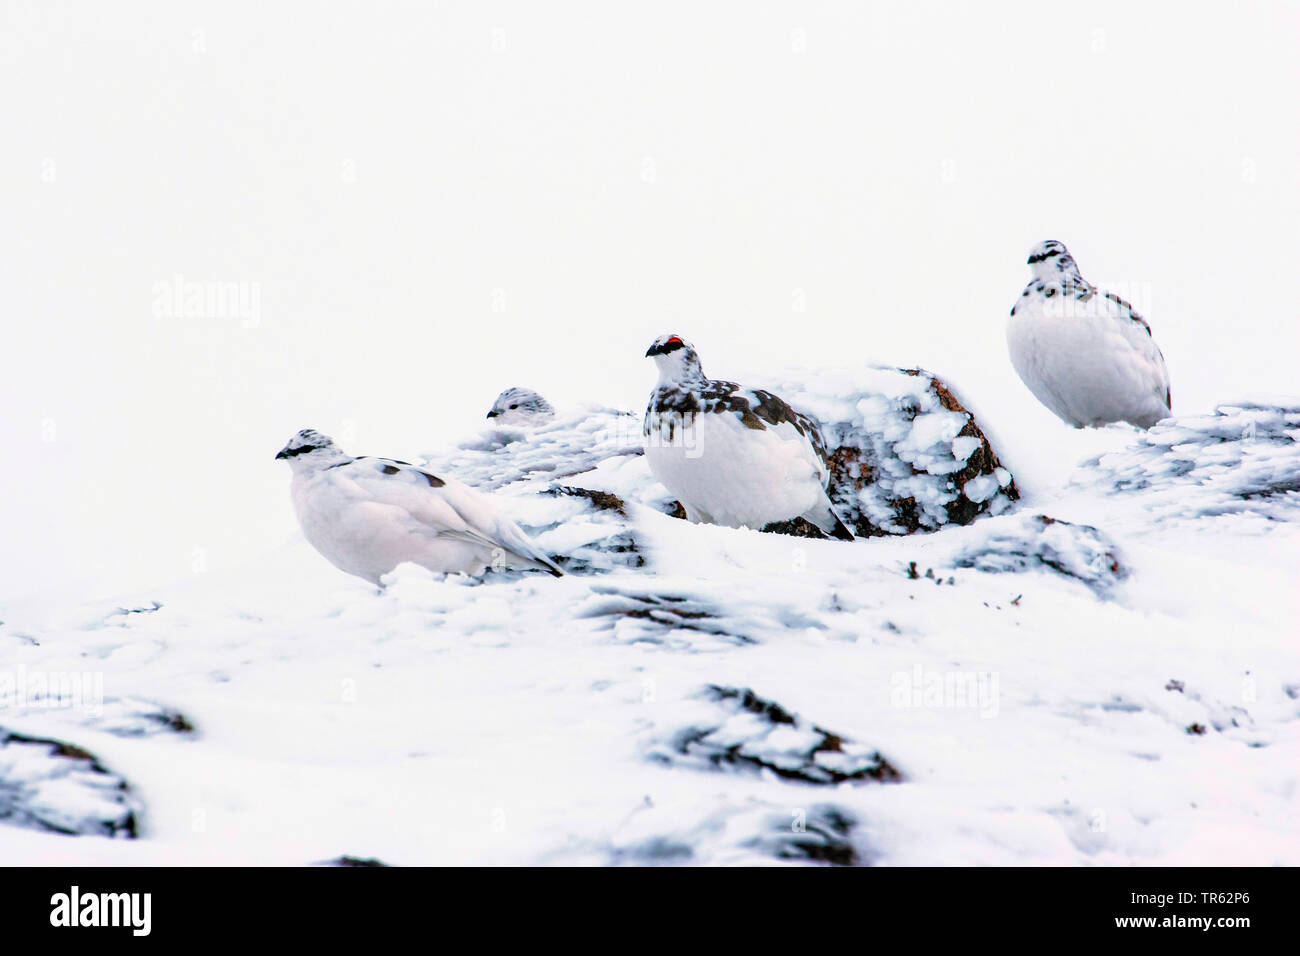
{"left": 275, "top": 447, "right": 290, "bottom": 460}
{"left": 645, "top": 344, "right": 658, "bottom": 357}
{"left": 486, "top": 410, "right": 499, "bottom": 419}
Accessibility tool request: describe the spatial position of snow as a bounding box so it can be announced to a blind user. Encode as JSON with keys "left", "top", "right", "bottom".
{"left": 2, "top": 382, "right": 1298, "bottom": 865}
{"left": 1075, "top": 401, "right": 1300, "bottom": 525}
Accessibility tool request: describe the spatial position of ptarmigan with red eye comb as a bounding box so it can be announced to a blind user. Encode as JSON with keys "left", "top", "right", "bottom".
{"left": 1008, "top": 240, "right": 1172, "bottom": 429}
{"left": 275, "top": 429, "right": 564, "bottom": 584}
{"left": 642, "top": 334, "right": 854, "bottom": 540}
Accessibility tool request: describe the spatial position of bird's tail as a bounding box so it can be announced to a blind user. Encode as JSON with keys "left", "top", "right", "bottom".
{"left": 802, "top": 495, "right": 855, "bottom": 541}
{"left": 490, "top": 522, "right": 566, "bottom": 576}
{"left": 515, "top": 551, "right": 565, "bottom": 577}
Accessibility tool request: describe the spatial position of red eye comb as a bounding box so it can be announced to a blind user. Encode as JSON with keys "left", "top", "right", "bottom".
{"left": 665, "top": 335, "right": 683, "bottom": 345}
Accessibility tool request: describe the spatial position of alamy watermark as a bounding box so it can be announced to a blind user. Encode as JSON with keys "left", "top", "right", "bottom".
{"left": 1039, "top": 279, "right": 1155, "bottom": 322}
{"left": 891, "top": 666, "right": 999, "bottom": 718}
{"left": 603, "top": 411, "right": 705, "bottom": 458}
{"left": 151, "top": 274, "right": 261, "bottom": 327}
{"left": 0, "top": 665, "right": 104, "bottom": 717}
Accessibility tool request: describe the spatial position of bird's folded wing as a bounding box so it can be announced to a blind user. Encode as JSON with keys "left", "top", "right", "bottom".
{"left": 343, "top": 459, "right": 547, "bottom": 560}
{"left": 738, "top": 388, "right": 830, "bottom": 479}
{"left": 1098, "top": 293, "right": 1171, "bottom": 390}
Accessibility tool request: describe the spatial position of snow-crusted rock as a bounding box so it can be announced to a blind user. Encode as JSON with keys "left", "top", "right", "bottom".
{"left": 597, "top": 798, "right": 866, "bottom": 866}
{"left": 1075, "top": 400, "right": 1300, "bottom": 525}
{"left": 0, "top": 730, "right": 141, "bottom": 838}
{"left": 516, "top": 486, "right": 645, "bottom": 573}
{"left": 421, "top": 406, "right": 667, "bottom": 572}
{"left": 949, "top": 513, "right": 1127, "bottom": 596}
{"left": 770, "top": 367, "right": 1019, "bottom": 537}
{"left": 1, "top": 694, "right": 194, "bottom": 740}
{"left": 316, "top": 855, "right": 391, "bottom": 867}
{"left": 648, "top": 685, "right": 901, "bottom": 785}
{"left": 576, "top": 586, "right": 756, "bottom": 649}
{"left": 746, "top": 803, "right": 862, "bottom": 865}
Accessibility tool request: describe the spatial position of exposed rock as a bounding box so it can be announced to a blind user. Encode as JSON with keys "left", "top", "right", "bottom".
{"left": 950, "top": 513, "right": 1126, "bottom": 596}
{"left": 576, "top": 588, "right": 755, "bottom": 648}
{"left": 650, "top": 685, "right": 901, "bottom": 784}
{"left": 0, "top": 729, "right": 141, "bottom": 838}
{"left": 746, "top": 804, "right": 861, "bottom": 865}
{"left": 491, "top": 483, "right": 647, "bottom": 574}
{"left": 599, "top": 798, "right": 865, "bottom": 866}
{"left": 104, "top": 601, "right": 163, "bottom": 622}
{"left": 769, "top": 366, "right": 1019, "bottom": 537}
{"left": 0, "top": 693, "right": 195, "bottom": 740}
{"left": 576, "top": 580, "right": 835, "bottom": 649}
{"left": 421, "top": 409, "right": 670, "bottom": 572}
{"left": 607, "top": 835, "right": 696, "bottom": 865}
{"left": 318, "top": 855, "right": 391, "bottom": 867}
{"left": 543, "top": 485, "right": 628, "bottom": 516}
{"left": 761, "top": 516, "right": 833, "bottom": 539}
{"left": 87, "top": 697, "right": 196, "bottom": 738}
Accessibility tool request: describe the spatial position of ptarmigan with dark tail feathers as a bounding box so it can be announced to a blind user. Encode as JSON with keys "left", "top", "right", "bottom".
{"left": 275, "top": 429, "right": 564, "bottom": 584}
{"left": 1008, "top": 240, "right": 1172, "bottom": 429}
{"left": 642, "top": 334, "right": 854, "bottom": 540}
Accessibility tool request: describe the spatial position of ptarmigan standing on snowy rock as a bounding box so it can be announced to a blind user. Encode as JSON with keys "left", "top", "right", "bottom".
{"left": 275, "top": 429, "right": 564, "bottom": 584}
{"left": 642, "top": 334, "right": 854, "bottom": 540}
{"left": 486, "top": 387, "right": 555, "bottom": 427}
{"left": 1008, "top": 240, "right": 1172, "bottom": 429}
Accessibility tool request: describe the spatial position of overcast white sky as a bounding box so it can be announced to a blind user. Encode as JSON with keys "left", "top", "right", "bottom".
{"left": 2, "top": 1, "right": 1297, "bottom": 606}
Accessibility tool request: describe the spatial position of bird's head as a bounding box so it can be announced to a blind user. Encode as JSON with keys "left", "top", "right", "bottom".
{"left": 1027, "top": 240, "right": 1083, "bottom": 283}
{"left": 275, "top": 429, "right": 348, "bottom": 471}
{"left": 645, "top": 333, "right": 705, "bottom": 384}
{"left": 486, "top": 387, "right": 555, "bottom": 426}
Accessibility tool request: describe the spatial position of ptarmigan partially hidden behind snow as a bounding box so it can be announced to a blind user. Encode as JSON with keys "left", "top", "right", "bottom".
{"left": 642, "top": 334, "right": 854, "bottom": 540}
{"left": 485, "top": 387, "right": 555, "bottom": 427}
{"left": 1008, "top": 240, "right": 1172, "bottom": 429}
{"left": 275, "top": 429, "right": 564, "bottom": 584}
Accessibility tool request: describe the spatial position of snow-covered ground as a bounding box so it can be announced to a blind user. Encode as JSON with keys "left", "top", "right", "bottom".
{"left": 3, "top": 386, "right": 1297, "bottom": 866}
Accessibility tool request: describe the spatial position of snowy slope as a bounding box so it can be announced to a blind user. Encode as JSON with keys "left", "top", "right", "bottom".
{"left": 1, "top": 383, "right": 1298, "bottom": 866}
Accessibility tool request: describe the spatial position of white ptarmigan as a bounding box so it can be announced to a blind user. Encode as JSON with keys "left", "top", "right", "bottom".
{"left": 1008, "top": 240, "right": 1172, "bottom": 429}
{"left": 642, "top": 334, "right": 854, "bottom": 540}
{"left": 485, "top": 387, "right": 556, "bottom": 427}
{"left": 275, "top": 429, "right": 564, "bottom": 584}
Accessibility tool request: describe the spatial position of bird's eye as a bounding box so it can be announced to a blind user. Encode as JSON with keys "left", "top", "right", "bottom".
{"left": 510, "top": 404, "right": 518, "bottom": 409}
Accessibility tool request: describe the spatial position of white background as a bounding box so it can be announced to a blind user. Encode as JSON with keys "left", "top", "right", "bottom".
{"left": 2, "top": 1, "right": 1297, "bottom": 606}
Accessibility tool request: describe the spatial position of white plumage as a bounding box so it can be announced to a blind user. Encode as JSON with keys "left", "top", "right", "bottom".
{"left": 1008, "top": 240, "right": 1172, "bottom": 429}
{"left": 642, "top": 334, "right": 854, "bottom": 539}
{"left": 485, "top": 387, "right": 556, "bottom": 427}
{"left": 275, "top": 429, "right": 564, "bottom": 584}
